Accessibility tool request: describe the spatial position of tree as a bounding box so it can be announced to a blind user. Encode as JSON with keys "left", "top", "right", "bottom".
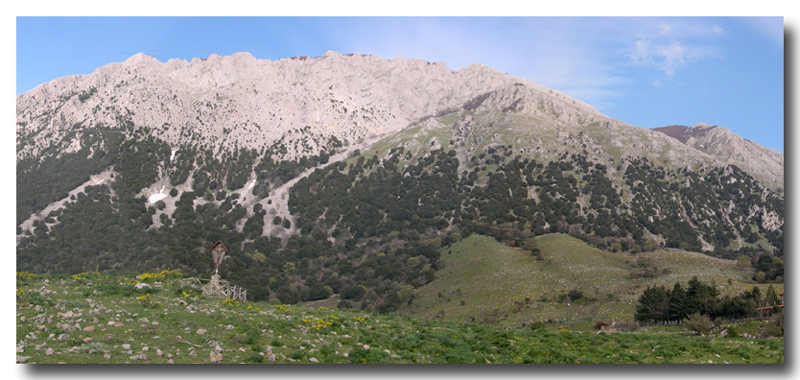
{"left": 765, "top": 285, "right": 780, "bottom": 307}
{"left": 635, "top": 285, "right": 671, "bottom": 322}
{"left": 686, "top": 277, "right": 718, "bottom": 316}
{"left": 523, "top": 237, "right": 540, "bottom": 257}
{"left": 668, "top": 282, "right": 687, "bottom": 321}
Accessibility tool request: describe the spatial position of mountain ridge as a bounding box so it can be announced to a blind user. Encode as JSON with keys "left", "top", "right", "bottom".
{"left": 16, "top": 51, "right": 782, "bottom": 190}
{"left": 16, "top": 51, "right": 784, "bottom": 307}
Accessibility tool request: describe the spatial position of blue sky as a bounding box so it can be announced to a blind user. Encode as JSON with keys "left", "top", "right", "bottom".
{"left": 15, "top": 16, "right": 785, "bottom": 153}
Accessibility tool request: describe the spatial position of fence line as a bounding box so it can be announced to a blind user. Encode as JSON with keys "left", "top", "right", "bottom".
{"left": 538, "top": 315, "right": 768, "bottom": 329}
{"left": 194, "top": 277, "right": 248, "bottom": 302}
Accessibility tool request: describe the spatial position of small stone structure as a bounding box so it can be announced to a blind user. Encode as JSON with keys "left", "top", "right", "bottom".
{"left": 200, "top": 241, "right": 247, "bottom": 302}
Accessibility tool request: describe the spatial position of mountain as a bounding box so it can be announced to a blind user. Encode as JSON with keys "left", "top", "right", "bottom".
{"left": 16, "top": 52, "right": 784, "bottom": 311}
{"left": 652, "top": 123, "right": 784, "bottom": 192}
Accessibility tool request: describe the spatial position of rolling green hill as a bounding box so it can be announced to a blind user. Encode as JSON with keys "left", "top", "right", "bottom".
{"left": 404, "top": 234, "right": 777, "bottom": 328}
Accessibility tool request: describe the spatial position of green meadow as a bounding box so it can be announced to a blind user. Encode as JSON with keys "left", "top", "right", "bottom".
{"left": 16, "top": 241, "right": 784, "bottom": 364}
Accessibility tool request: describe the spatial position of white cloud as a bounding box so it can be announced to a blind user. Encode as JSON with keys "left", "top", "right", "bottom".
{"left": 337, "top": 17, "right": 727, "bottom": 112}
{"left": 625, "top": 19, "right": 721, "bottom": 76}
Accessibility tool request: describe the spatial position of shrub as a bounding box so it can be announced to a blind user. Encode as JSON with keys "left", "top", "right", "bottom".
{"left": 594, "top": 321, "right": 610, "bottom": 331}
{"left": 567, "top": 289, "right": 584, "bottom": 302}
{"left": 769, "top": 309, "right": 784, "bottom": 337}
{"left": 684, "top": 313, "right": 713, "bottom": 335}
{"left": 529, "top": 322, "right": 547, "bottom": 331}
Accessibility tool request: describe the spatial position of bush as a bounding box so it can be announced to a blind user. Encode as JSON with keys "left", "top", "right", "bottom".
{"left": 769, "top": 309, "right": 784, "bottom": 337}
{"left": 567, "top": 289, "right": 584, "bottom": 302}
{"left": 684, "top": 313, "right": 713, "bottom": 335}
{"left": 594, "top": 321, "right": 610, "bottom": 331}
{"left": 529, "top": 321, "right": 547, "bottom": 331}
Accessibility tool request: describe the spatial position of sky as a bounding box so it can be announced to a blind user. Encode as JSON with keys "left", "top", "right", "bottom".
{"left": 14, "top": 14, "right": 786, "bottom": 154}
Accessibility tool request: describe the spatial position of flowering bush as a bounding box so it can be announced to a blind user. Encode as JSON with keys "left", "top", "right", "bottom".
{"left": 16, "top": 271, "right": 37, "bottom": 281}
{"left": 274, "top": 304, "right": 294, "bottom": 313}
{"left": 302, "top": 315, "right": 339, "bottom": 331}
{"left": 138, "top": 293, "right": 159, "bottom": 308}
{"left": 223, "top": 298, "right": 240, "bottom": 308}
{"left": 139, "top": 269, "right": 184, "bottom": 282}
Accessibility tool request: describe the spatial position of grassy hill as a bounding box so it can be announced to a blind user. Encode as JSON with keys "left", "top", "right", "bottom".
{"left": 404, "top": 234, "right": 777, "bottom": 328}
{"left": 15, "top": 269, "right": 783, "bottom": 364}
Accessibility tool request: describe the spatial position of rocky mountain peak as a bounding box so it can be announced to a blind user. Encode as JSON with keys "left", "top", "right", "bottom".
{"left": 16, "top": 51, "right": 608, "bottom": 163}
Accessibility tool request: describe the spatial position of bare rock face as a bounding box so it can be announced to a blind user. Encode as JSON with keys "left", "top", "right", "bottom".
{"left": 17, "top": 51, "right": 608, "bottom": 163}
{"left": 653, "top": 123, "right": 784, "bottom": 191}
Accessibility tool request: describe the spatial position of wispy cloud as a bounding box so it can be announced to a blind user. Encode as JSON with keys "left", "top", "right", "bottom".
{"left": 335, "top": 17, "right": 732, "bottom": 112}
{"left": 627, "top": 20, "right": 721, "bottom": 76}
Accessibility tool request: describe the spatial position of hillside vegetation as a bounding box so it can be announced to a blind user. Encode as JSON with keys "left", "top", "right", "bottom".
{"left": 404, "top": 234, "right": 774, "bottom": 327}
{"left": 16, "top": 271, "right": 783, "bottom": 364}
{"left": 16, "top": 120, "right": 784, "bottom": 313}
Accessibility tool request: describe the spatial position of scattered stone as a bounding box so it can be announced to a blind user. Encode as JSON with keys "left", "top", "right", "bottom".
{"left": 214, "top": 345, "right": 223, "bottom": 353}
{"left": 157, "top": 349, "right": 164, "bottom": 357}
{"left": 20, "top": 316, "right": 26, "bottom": 323}
{"left": 196, "top": 328, "right": 207, "bottom": 335}
{"left": 16, "top": 356, "right": 30, "bottom": 363}
{"left": 168, "top": 359, "right": 175, "bottom": 364}
{"left": 45, "top": 348, "right": 55, "bottom": 356}
{"left": 363, "top": 344, "right": 370, "bottom": 350}
{"left": 210, "top": 353, "right": 223, "bottom": 363}
{"left": 134, "top": 283, "right": 151, "bottom": 290}
{"left": 226, "top": 325, "right": 235, "bottom": 330}
{"left": 129, "top": 354, "right": 148, "bottom": 361}
{"left": 309, "top": 357, "right": 318, "bottom": 363}
{"left": 143, "top": 346, "right": 150, "bottom": 352}
{"left": 57, "top": 334, "right": 71, "bottom": 341}
{"left": 114, "top": 322, "right": 124, "bottom": 327}
{"left": 59, "top": 311, "right": 75, "bottom": 318}
{"left": 83, "top": 326, "right": 96, "bottom": 332}
{"left": 16, "top": 345, "right": 25, "bottom": 353}
{"left": 107, "top": 321, "right": 116, "bottom": 326}
{"left": 152, "top": 321, "right": 159, "bottom": 326}
{"left": 104, "top": 353, "right": 111, "bottom": 359}
{"left": 122, "top": 344, "right": 131, "bottom": 350}
{"left": 83, "top": 338, "right": 93, "bottom": 343}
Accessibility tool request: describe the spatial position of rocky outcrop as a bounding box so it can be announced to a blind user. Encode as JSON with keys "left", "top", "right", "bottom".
{"left": 17, "top": 51, "right": 607, "bottom": 163}
{"left": 653, "top": 123, "right": 783, "bottom": 191}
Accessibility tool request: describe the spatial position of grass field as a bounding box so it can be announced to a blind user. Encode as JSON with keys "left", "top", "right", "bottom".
{"left": 404, "top": 234, "right": 780, "bottom": 328}
{"left": 15, "top": 269, "right": 783, "bottom": 364}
